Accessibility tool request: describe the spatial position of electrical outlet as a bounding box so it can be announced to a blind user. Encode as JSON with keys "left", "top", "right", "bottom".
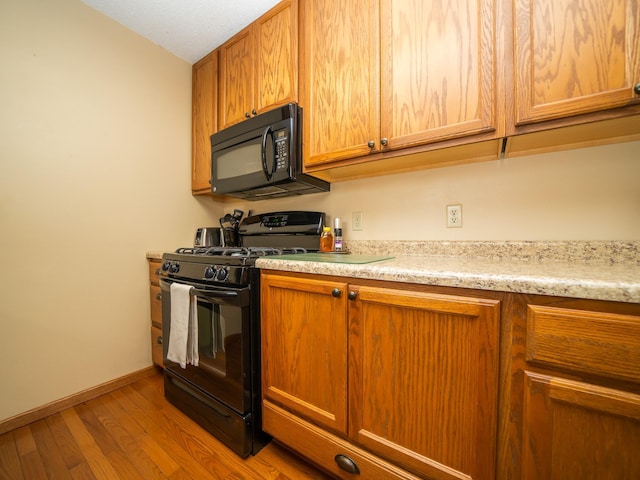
{"left": 352, "top": 211, "right": 364, "bottom": 231}
{"left": 447, "top": 204, "right": 462, "bottom": 228}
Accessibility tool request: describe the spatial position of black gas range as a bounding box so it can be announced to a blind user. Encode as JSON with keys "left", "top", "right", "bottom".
{"left": 161, "top": 210, "right": 324, "bottom": 284}
{"left": 159, "top": 211, "right": 324, "bottom": 457}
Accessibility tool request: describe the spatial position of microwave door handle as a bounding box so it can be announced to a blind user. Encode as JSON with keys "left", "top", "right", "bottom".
{"left": 261, "top": 126, "right": 274, "bottom": 181}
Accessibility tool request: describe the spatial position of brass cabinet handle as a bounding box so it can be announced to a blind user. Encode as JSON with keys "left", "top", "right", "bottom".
{"left": 252, "top": 109, "right": 257, "bottom": 115}
{"left": 334, "top": 454, "right": 360, "bottom": 474}
{"left": 380, "top": 137, "right": 388, "bottom": 146}
{"left": 245, "top": 112, "right": 251, "bottom": 118}
{"left": 348, "top": 291, "right": 357, "bottom": 300}
{"left": 367, "top": 140, "right": 375, "bottom": 149}
{"left": 331, "top": 288, "right": 341, "bottom": 298}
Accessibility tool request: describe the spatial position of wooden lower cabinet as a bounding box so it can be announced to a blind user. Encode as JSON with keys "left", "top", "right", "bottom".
{"left": 263, "top": 400, "right": 424, "bottom": 480}
{"left": 502, "top": 298, "right": 640, "bottom": 480}
{"left": 261, "top": 271, "right": 501, "bottom": 479}
{"left": 148, "top": 258, "right": 163, "bottom": 367}
{"left": 521, "top": 372, "right": 640, "bottom": 480}
{"left": 261, "top": 274, "right": 348, "bottom": 434}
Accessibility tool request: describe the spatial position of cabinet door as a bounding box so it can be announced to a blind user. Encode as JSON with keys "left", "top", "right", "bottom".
{"left": 219, "top": 28, "right": 254, "bottom": 129}
{"left": 380, "top": 0, "right": 498, "bottom": 150}
{"left": 522, "top": 372, "right": 640, "bottom": 480}
{"left": 151, "top": 326, "right": 163, "bottom": 367}
{"left": 348, "top": 286, "right": 500, "bottom": 480}
{"left": 261, "top": 273, "right": 349, "bottom": 434}
{"left": 513, "top": 0, "right": 640, "bottom": 125}
{"left": 254, "top": 0, "right": 298, "bottom": 114}
{"left": 300, "top": 0, "right": 380, "bottom": 166}
{"left": 191, "top": 51, "right": 217, "bottom": 194}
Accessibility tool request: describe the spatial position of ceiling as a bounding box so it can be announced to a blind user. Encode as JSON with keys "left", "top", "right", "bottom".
{"left": 81, "top": 0, "right": 281, "bottom": 64}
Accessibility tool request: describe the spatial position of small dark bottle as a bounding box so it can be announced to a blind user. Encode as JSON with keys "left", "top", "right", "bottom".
{"left": 334, "top": 218, "right": 343, "bottom": 252}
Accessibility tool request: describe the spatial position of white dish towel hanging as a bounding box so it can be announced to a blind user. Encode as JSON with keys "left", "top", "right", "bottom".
{"left": 166, "top": 283, "right": 199, "bottom": 368}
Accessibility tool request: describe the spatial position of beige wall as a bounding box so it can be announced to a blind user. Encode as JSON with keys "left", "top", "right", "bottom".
{"left": 1, "top": 0, "right": 638, "bottom": 424}
{"left": 0, "top": 0, "right": 221, "bottom": 422}
{"left": 229, "top": 141, "right": 640, "bottom": 241}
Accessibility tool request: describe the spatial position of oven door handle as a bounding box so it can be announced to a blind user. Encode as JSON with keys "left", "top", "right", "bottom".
{"left": 191, "top": 287, "right": 238, "bottom": 299}
{"left": 160, "top": 278, "right": 240, "bottom": 299}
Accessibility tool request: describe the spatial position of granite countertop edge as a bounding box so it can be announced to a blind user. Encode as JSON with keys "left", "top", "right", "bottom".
{"left": 255, "top": 241, "right": 640, "bottom": 304}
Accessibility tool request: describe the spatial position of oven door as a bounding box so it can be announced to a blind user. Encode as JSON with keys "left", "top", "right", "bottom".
{"left": 160, "top": 277, "right": 252, "bottom": 414}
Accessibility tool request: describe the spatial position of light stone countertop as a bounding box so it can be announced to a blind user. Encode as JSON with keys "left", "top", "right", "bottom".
{"left": 256, "top": 241, "right": 640, "bottom": 303}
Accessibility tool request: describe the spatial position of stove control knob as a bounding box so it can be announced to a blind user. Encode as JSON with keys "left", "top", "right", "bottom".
{"left": 169, "top": 262, "right": 180, "bottom": 274}
{"left": 216, "top": 267, "right": 228, "bottom": 281}
{"left": 204, "top": 266, "right": 216, "bottom": 279}
{"left": 162, "top": 261, "right": 171, "bottom": 271}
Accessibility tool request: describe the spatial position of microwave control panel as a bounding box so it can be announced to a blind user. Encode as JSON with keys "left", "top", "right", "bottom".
{"left": 275, "top": 129, "right": 288, "bottom": 171}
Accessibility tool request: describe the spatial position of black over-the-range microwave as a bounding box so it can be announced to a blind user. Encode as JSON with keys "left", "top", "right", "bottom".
{"left": 209, "top": 103, "right": 330, "bottom": 200}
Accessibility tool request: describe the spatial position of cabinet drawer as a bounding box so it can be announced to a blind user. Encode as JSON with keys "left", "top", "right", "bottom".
{"left": 150, "top": 284, "right": 162, "bottom": 327}
{"left": 263, "top": 401, "right": 421, "bottom": 480}
{"left": 151, "top": 326, "right": 163, "bottom": 367}
{"left": 148, "top": 260, "right": 161, "bottom": 286}
{"left": 527, "top": 305, "right": 640, "bottom": 383}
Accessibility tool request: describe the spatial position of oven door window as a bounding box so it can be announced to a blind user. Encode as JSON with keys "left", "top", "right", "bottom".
{"left": 196, "top": 298, "right": 243, "bottom": 382}
{"left": 163, "top": 283, "right": 251, "bottom": 415}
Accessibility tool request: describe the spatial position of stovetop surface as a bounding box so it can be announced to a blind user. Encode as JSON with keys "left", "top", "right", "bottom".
{"left": 165, "top": 246, "right": 309, "bottom": 265}
{"left": 176, "top": 246, "right": 307, "bottom": 256}
{"left": 160, "top": 247, "right": 312, "bottom": 285}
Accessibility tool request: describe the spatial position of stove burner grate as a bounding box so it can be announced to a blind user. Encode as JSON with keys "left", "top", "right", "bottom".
{"left": 174, "top": 246, "right": 308, "bottom": 258}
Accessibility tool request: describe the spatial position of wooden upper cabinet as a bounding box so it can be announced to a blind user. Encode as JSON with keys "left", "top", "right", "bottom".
{"left": 254, "top": 0, "right": 298, "bottom": 113}
{"left": 380, "top": 0, "right": 498, "bottom": 150}
{"left": 219, "top": 29, "right": 254, "bottom": 129}
{"left": 192, "top": 50, "right": 218, "bottom": 194}
{"left": 301, "top": 0, "right": 499, "bottom": 168}
{"left": 301, "top": 0, "right": 380, "bottom": 166}
{"left": 513, "top": 0, "right": 640, "bottom": 127}
{"left": 219, "top": 0, "right": 298, "bottom": 130}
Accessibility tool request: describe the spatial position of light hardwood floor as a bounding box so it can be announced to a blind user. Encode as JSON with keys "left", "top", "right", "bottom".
{"left": 0, "top": 370, "right": 333, "bottom": 479}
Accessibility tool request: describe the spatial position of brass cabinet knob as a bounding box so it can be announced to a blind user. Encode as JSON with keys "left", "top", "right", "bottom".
{"left": 347, "top": 291, "right": 357, "bottom": 300}
{"left": 380, "top": 137, "right": 388, "bottom": 146}
{"left": 331, "top": 288, "right": 341, "bottom": 297}
{"left": 367, "top": 140, "right": 375, "bottom": 149}
{"left": 634, "top": 82, "right": 640, "bottom": 95}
